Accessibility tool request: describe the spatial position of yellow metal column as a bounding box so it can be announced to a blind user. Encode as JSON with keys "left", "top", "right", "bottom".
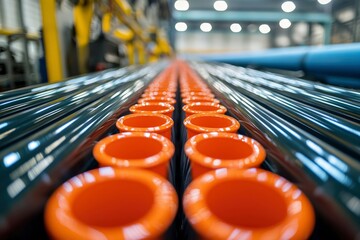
{"left": 74, "top": 1, "right": 94, "bottom": 74}
{"left": 40, "top": 0, "right": 63, "bottom": 83}
{"left": 135, "top": 39, "right": 146, "bottom": 64}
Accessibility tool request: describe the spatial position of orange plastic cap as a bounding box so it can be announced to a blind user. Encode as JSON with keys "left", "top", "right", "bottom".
{"left": 183, "top": 168, "right": 315, "bottom": 240}
{"left": 145, "top": 87, "right": 177, "bottom": 93}
{"left": 185, "top": 132, "right": 265, "bottom": 178}
{"left": 142, "top": 91, "right": 176, "bottom": 99}
{"left": 184, "top": 113, "right": 240, "bottom": 139}
{"left": 182, "top": 102, "right": 227, "bottom": 117}
{"left": 93, "top": 132, "right": 174, "bottom": 177}
{"left": 116, "top": 113, "right": 173, "bottom": 139}
{"left": 138, "top": 96, "right": 176, "bottom": 106}
{"left": 181, "top": 92, "right": 215, "bottom": 99}
{"left": 46, "top": 168, "right": 178, "bottom": 240}
{"left": 183, "top": 96, "right": 220, "bottom": 105}
{"left": 129, "top": 102, "right": 174, "bottom": 118}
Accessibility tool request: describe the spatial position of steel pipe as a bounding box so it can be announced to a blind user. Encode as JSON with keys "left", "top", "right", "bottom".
{"left": 194, "top": 64, "right": 360, "bottom": 239}
{"left": 0, "top": 67, "right": 151, "bottom": 149}
{"left": 214, "top": 63, "right": 360, "bottom": 103}
{"left": 200, "top": 64, "right": 360, "bottom": 123}
{"left": 0, "top": 67, "right": 139, "bottom": 118}
{"left": 201, "top": 63, "right": 360, "bottom": 158}
{"left": 0, "top": 63, "right": 165, "bottom": 237}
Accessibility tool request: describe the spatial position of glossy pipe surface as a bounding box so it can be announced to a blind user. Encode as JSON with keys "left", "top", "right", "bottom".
{"left": 202, "top": 64, "right": 360, "bottom": 158}
{"left": 213, "top": 63, "right": 360, "bottom": 103}
{"left": 0, "top": 67, "right": 137, "bottom": 101}
{"left": 201, "top": 64, "right": 360, "bottom": 123}
{"left": 0, "top": 67, "right": 149, "bottom": 149}
{"left": 0, "top": 67, "right": 138, "bottom": 118}
{"left": 195, "top": 64, "right": 360, "bottom": 239}
{"left": 0, "top": 63, "right": 165, "bottom": 237}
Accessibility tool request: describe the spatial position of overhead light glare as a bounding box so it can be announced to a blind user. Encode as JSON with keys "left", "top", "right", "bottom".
{"left": 200, "top": 23, "right": 212, "bottom": 32}
{"left": 279, "top": 19, "right": 292, "bottom": 29}
{"left": 230, "top": 23, "right": 242, "bottom": 32}
{"left": 175, "top": 22, "right": 187, "bottom": 32}
{"left": 318, "top": 0, "right": 331, "bottom": 5}
{"left": 281, "top": 1, "right": 296, "bottom": 12}
{"left": 214, "top": 0, "right": 228, "bottom": 11}
{"left": 174, "top": 0, "right": 189, "bottom": 11}
{"left": 259, "top": 24, "right": 271, "bottom": 34}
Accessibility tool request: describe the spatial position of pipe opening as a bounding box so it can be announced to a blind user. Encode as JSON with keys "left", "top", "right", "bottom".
{"left": 104, "top": 137, "right": 163, "bottom": 159}
{"left": 206, "top": 180, "right": 287, "bottom": 228}
{"left": 72, "top": 179, "right": 154, "bottom": 227}
{"left": 134, "top": 105, "right": 170, "bottom": 111}
{"left": 190, "top": 115, "right": 233, "bottom": 128}
{"left": 196, "top": 138, "right": 253, "bottom": 159}
{"left": 123, "top": 115, "right": 168, "bottom": 128}
{"left": 188, "top": 105, "right": 221, "bottom": 112}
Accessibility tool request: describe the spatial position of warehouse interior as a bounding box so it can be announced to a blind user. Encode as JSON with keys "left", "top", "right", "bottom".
{"left": 0, "top": 0, "right": 359, "bottom": 239}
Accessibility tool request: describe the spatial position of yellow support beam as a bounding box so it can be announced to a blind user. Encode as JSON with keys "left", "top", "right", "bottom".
{"left": 40, "top": 0, "right": 63, "bottom": 82}
{"left": 74, "top": 2, "right": 94, "bottom": 74}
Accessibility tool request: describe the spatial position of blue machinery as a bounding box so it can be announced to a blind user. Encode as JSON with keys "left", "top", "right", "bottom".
{"left": 200, "top": 43, "right": 360, "bottom": 86}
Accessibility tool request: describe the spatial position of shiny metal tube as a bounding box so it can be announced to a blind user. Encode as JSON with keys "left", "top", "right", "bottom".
{"left": 201, "top": 64, "right": 360, "bottom": 123}
{"left": 0, "top": 68, "right": 130, "bottom": 101}
{"left": 0, "top": 67, "right": 152, "bottom": 149}
{"left": 0, "top": 63, "right": 165, "bottom": 237}
{"left": 0, "top": 67, "right": 140, "bottom": 118}
{"left": 201, "top": 63, "right": 360, "bottom": 158}
{"left": 213, "top": 63, "right": 360, "bottom": 103}
{"left": 195, "top": 64, "right": 360, "bottom": 239}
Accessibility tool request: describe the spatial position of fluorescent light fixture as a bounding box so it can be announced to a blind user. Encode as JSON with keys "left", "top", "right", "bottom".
{"left": 214, "top": 0, "right": 228, "bottom": 11}
{"left": 279, "top": 19, "right": 292, "bottom": 29}
{"left": 230, "top": 23, "right": 242, "bottom": 32}
{"left": 200, "top": 23, "right": 212, "bottom": 32}
{"left": 175, "top": 22, "right": 187, "bottom": 32}
{"left": 281, "top": 1, "right": 296, "bottom": 12}
{"left": 318, "top": 0, "right": 331, "bottom": 4}
{"left": 174, "top": 0, "right": 189, "bottom": 11}
{"left": 259, "top": 24, "right": 271, "bottom": 34}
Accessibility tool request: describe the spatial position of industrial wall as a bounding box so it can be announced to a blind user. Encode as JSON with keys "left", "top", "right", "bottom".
{"left": 176, "top": 32, "right": 270, "bottom": 54}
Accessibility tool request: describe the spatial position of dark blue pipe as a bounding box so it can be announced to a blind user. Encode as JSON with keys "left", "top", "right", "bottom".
{"left": 200, "top": 43, "right": 360, "bottom": 78}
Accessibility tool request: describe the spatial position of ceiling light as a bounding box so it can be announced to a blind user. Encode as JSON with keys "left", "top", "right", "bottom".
{"left": 281, "top": 1, "right": 296, "bottom": 12}
{"left": 318, "top": 0, "right": 331, "bottom": 4}
{"left": 279, "top": 19, "right": 292, "bottom": 29}
{"left": 214, "top": 0, "right": 228, "bottom": 11}
{"left": 259, "top": 24, "right": 271, "bottom": 34}
{"left": 200, "top": 23, "right": 212, "bottom": 32}
{"left": 230, "top": 23, "right": 242, "bottom": 32}
{"left": 174, "top": 0, "right": 189, "bottom": 11}
{"left": 175, "top": 22, "right": 187, "bottom": 32}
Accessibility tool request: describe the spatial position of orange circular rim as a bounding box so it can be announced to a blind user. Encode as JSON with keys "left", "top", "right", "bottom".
{"left": 184, "top": 113, "right": 240, "bottom": 134}
{"left": 145, "top": 88, "right": 177, "bottom": 93}
{"left": 45, "top": 168, "right": 178, "bottom": 240}
{"left": 116, "top": 113, "right": 173, "bottom": 134}
{"left": 183, "top": 168, "right": 315, "bottom": 240}
{"left": 181, "top": 88, "right": 211, "bottom": 93}
{"left": 138, "top": 96, "right": 176, "bottom": 106}
{"left": 129, "top": 102, "right": 174, "bottom": 115}
{"left": 182, "top": 102, "right": 227, "bottom": 115}
{"left": 183, "top": 97, "right": 220, "bottom": 105}
{"left": 184, "top": 132, "right": 265, "bottom": 169}
{"left": 181, "top": 92, "right": 215, "bottom": 98}
{"left": 142, "top": 92, "right": 176, "bottom": 98}
{"left": 93, "top": 132, "right": 174, "bottom": 168}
